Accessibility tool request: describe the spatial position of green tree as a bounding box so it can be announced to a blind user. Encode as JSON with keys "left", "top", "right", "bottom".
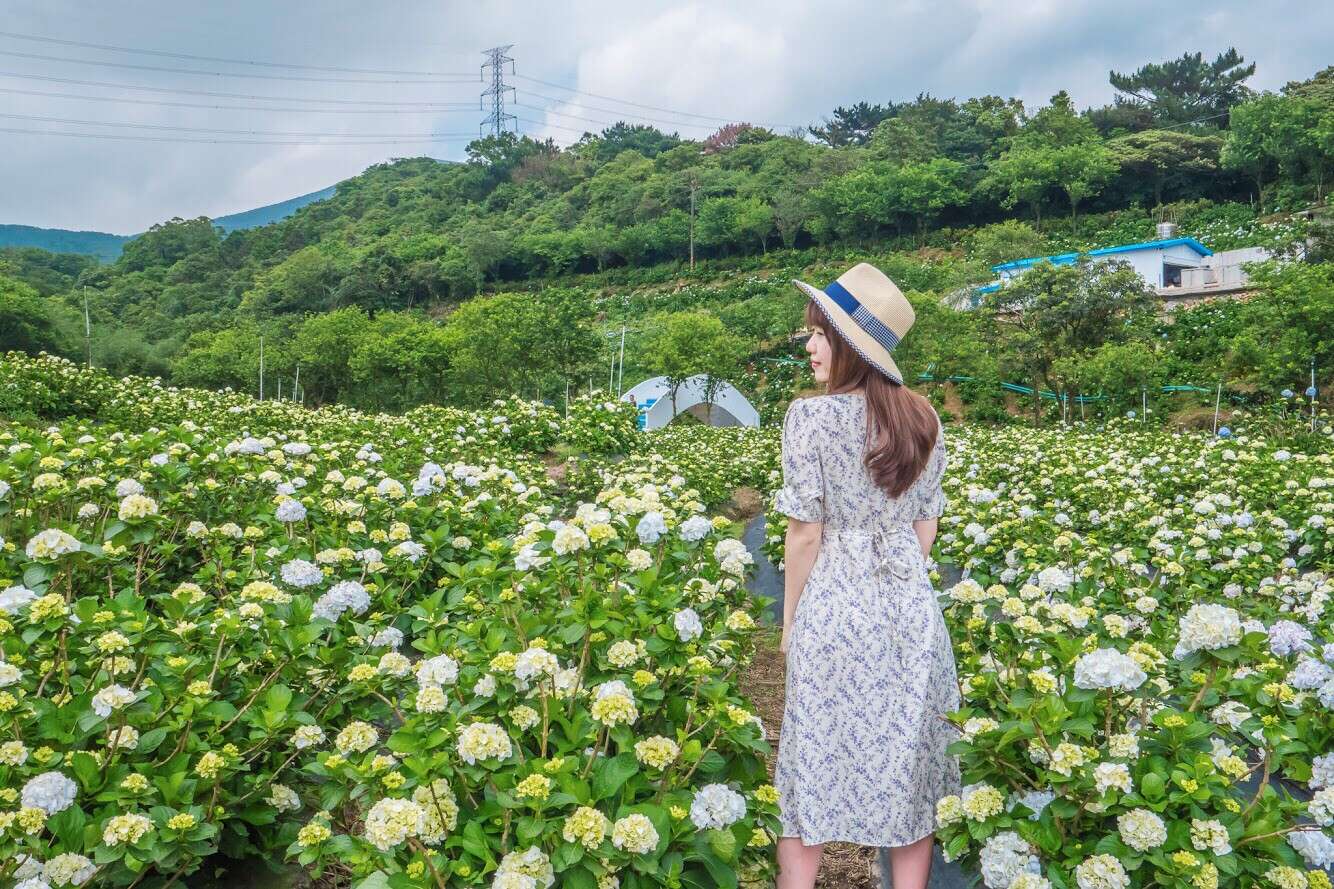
{"left": 986, "top": 258, "right": 1157, "bottom": 420}
{"left": 1109, "top": 130, "right": 1223, "bottom": 206}
{"left": 640, "top": 311, "right": 749, "bottom": 421}
{"left": 983, "top": 143, "right": 1058, "bottom": 228}
{"left": 967, "top": 220, "right": 1046, "bottom": 269}
{"left": 1222, "top": 95, "right": 1285, "bottom": 211}
{"left": 808, "top": 101, "right": 896, "bottom": 146}
{"left": 1222, "top": 261, "right": 1334, "bottom": 392}
{"left": 890, "top": 158, "right": 969, "bottom": 242}
{"left": 1048, "top": 139, "right": 1117, "bottom": 231}
{"left": 347, "top": 312, "right": 453, "bottom": 410}
{"left": 0, "top": 275, "right": 67, "bottom": 354}
{"left": 1109, "top": 48, "right": 1255, "bottom": 127}
{"left": 172, "top": 322, "right": 280, "bottom": 394}
{"left": 117, "top": 217, "right": 222, "bottom": 273}
{"left": 441, "top": 290, "right": 601, "bottom": 406}
{"left": 289, "top": 307, "right": 371, "bottom": 405}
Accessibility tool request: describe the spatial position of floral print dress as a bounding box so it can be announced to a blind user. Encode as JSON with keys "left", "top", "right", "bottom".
{"left": 773, "top": 393, "right": 962, "bottom": 847}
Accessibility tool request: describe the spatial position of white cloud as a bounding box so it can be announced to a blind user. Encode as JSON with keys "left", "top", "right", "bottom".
{"left": 1, "top": 0, "right": 1330, "bottom": 233}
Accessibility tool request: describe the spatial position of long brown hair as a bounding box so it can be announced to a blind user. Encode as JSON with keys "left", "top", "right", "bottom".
{"left": 804, "top": 299, "right": 939, "bottom": 498}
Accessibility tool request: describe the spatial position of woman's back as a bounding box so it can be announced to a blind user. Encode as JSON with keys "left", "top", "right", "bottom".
{"left": 780, "top": 392, "right": 946, "bottom": 532}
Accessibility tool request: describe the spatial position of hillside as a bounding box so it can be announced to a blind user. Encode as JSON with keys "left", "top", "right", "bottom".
{"left": 0, "top": 223, "right": 131, "bottom": 263}
{"left": 211, "top": 183, "right": 339, "bottom": 233}
{"left": 0, "top": 181, "right": 340, "bottom": 261}
{"left": 1, "top": 55, "right": 1331, "bottom": 419}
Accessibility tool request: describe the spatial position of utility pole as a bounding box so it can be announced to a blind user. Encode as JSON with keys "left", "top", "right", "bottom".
{"left": 293, "top": 364, "right": 300, "bottom": 405}
{"left": 480, "top": 45, "right": 516, "bottom": 138}
{"left": 82, "top": 286, "right": 92, "bottom": 369}
{"left": 1311, "top": 358, "right": 1318, "bottom": 433}
{"left": 616, "top": 325, "right": 626, "bottom": 397}
{"left": 688, "top": 171, "right": 699, "bottom": 270}
{"left": 1212, "top": 380, "right": 1222, "bottom": 434}
{"left": 258, "top": 336, "right": 265, "bottom": 401}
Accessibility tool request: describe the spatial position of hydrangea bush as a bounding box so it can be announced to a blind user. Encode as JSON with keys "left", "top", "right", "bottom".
{"left": 0, "top": 354, "right": 781, "bottom": 889}
{"left": 765, "top": 417, "right": 1333, "bottom": 887}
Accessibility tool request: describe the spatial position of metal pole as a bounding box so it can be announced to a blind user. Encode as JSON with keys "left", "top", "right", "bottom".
{"left": 293, "top": 365, "right": 300, "bottom": 404}
{"left": 616, "top": 325, "right": 626, "bottom": 397}
{"left": 1312, "top": 359, "right": 1318, "bottom": 433}
{"left": 277, "top": 378, "right": 283, "bottom": 401}
{"left": 258, "top": 336, "right": 265, "bottom": 401}
{"left": 82, "top": 286, "right": 92, "bottom": 369}
{"left": 1141, "top": 387, "right": 1146, "bottom": 423}
{"left": 1212, "top": 380, "right": 1222, "bottom": 434}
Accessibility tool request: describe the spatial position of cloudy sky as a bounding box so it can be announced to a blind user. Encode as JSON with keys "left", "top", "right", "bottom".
{"left": 3, "top": 0, "right": 1330, "bottom": 234}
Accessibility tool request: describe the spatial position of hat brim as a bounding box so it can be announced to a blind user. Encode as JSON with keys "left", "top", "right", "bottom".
{"left": 793, "top": 278, "right": 904, "bottom": 385}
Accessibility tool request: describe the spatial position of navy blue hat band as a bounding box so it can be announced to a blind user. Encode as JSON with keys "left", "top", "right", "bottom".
{"left": 823, "top": 280, "right": 901, "bottom": 353}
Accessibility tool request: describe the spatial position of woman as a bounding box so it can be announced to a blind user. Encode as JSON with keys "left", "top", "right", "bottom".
{"left": 772, "top": 262, "right": 961, "bottom": 889}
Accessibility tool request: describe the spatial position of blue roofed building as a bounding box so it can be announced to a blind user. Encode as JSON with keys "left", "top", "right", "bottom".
{"left": 954, "top": 222, "right": 1276, "bottom": 311}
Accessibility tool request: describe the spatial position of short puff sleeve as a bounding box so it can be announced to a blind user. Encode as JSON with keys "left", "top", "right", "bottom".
{"left": 913, "top": 419, "right": 948, "bottom": 521}
{"left": 774, "top": 399, "right": 824, "bottom": 523}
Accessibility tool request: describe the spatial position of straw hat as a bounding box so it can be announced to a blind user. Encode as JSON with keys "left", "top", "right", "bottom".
{"left": 792, "top": 262, "right": 915, "bottom": 385}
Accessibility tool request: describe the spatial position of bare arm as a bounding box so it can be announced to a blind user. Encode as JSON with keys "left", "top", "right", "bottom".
{"left": 911, "top": 516, "right": 938, "bottom": 560}
{"left": 782, "top": 519, "right": 822, "bottom": 644}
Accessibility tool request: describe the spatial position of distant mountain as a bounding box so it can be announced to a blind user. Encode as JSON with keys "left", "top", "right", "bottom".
{"left": 0, "top": 182, "right": 340, "bottom": 262}
{"left": 0, "top": 225, "right": 132, "bottom": 263}
{"left": 211, "top": 184, "right": 338, "bottom": 233}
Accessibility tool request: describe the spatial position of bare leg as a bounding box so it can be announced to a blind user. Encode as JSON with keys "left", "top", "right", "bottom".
{"left": 776, "top": 836, "right": 824, "bottom": 889}
{"left": 887, "top": 833, "right": 934, "bottom": 889}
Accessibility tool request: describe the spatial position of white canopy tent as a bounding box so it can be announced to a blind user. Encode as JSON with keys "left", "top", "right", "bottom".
{"left": 621, "top": 375, "right": 761, "bottom": 431}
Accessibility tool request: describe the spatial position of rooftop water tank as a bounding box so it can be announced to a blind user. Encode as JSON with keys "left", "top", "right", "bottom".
{"left": 1156, "top": 221, "right": 1178, "bottom": 239}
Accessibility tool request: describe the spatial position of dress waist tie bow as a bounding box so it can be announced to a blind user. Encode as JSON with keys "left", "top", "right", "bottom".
{"left": 825, "top": 524, "right": 922, "bottom": 580}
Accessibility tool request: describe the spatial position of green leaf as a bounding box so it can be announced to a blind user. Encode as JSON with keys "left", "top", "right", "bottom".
{"left": 1141, "top": 772, "right": 1165, "bottom": 800}
{"left": 560, "top": 865, "right": 598, "bottom": 889}
{"left": 48, "top": 804, "right": 86, "bottom": 848}
{"left": 592, "top": 752, "right": 639, "bottom": 801}
{"left": 552, "top": 841, "right": 585, "bottom": 871}
{"left": 693, "top": 850, "right": 739, "bottom": 889}
{"left": 136, "top": 727, "right": 169, "bottom": 755}
{"left": 707, "top": 827, "right": 737, "bottom": 862}
{"left": 265, "top": 684, "right": 294, "bottom": 713}
{"left": 354, "top": 872, "right": 391, "bottom": 889}
{"left": 22, "top": 564, "right": 51, "bottom": 589}
{"left": 69, "top": 750, "right": 101, "bottom": 789}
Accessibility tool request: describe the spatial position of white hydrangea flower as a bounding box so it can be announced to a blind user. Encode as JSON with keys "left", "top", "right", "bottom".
{"left": 21, "top": 771, "right": 78, "bottom": 814}
{"left": 1073, "top": 648, "right": 1147, "bottom": 691}
{"left": 674, "top": 607, "right": 703, "bottom": 642}
{"left": 977, "top": 830, "right": 1040, "bottom": 889}
{"left": 689, "top": 783, "right": 746, "bottom": 829}
{"left": 1172, "top": 603, "right": 1243, "bottom": 659}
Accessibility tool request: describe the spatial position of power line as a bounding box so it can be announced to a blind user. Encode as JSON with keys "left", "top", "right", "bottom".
{"left": 0, "top": 85, "right": 477, "bottom": 114}
{"left": 515, "top": 98, "right": 719, "bottom": 133}
{"left": 0, "top": 29, "right": 478, "bottom": 77}
{"left": 0, "top": 111, "right": 479, "bottom": 139}
{"left": 0, "top": 48, "right": 478, "bottom": 84}
{"left": 0, "top": 70, "right": 475, "bottom": 106}
{"left": 0, "top": 125, "right": 480, "bottom": 147}
{"left": 515, "top": 115, "right": 603, "bottom": 137}
{"left": 514, "top": 73, "right": 804, "bottom": 129}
